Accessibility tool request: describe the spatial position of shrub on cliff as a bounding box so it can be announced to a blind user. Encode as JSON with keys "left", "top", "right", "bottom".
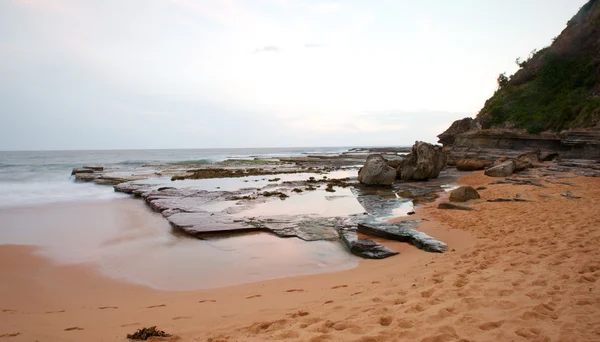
{"left": 477, "top": 0, "right": 600, "bottom": 133}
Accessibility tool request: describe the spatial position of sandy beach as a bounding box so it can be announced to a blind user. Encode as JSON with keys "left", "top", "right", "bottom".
{"left": 2, "top": 171, "right": 599, "bottom": 341}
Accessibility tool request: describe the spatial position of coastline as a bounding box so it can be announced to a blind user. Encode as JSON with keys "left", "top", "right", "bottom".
{"left": 3, "top": 170, "right": 600, "bottom": 341}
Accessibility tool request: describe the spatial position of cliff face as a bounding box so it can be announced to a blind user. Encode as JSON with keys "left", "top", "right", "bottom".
{"left": 438, "top": 0, "right": 600, "bottom": 161}
{"left": 478, "top": 0, "right": 600, "bottom": 133}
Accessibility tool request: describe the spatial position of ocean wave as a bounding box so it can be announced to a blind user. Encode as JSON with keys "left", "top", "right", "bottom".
{"left": 170, "top": 158, "right": 215, "bottom": 164}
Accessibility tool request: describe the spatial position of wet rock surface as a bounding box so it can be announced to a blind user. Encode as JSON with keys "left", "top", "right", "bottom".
{"left": 71, "top": 149, "right": 466, "bottom": 260}
{"left": 339, "top": 229, "right": 399, "bottom": 259}
{"left": 357, "top": 221, "right": 448, "bottom": 253}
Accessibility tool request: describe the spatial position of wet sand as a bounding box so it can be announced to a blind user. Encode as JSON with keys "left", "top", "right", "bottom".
{"left": 2, "top": 171, "right": 600, "bottom": 341}
{"left": 0, "top": 199, "right": 357, "bottom": 291}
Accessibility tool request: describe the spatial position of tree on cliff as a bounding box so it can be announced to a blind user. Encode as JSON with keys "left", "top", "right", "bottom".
{"left": 477, "top": 0, "right": 600, "bottom": 133}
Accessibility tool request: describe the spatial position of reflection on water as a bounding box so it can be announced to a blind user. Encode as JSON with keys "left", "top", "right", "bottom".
{"left": 0, "top": 199, "right": 357, "bottom": 291}
{"left": 239, "top": 187, "right": 366, "bottom": 217}
{"left": 133, "top": 170, "right": 356, "bottom": 192}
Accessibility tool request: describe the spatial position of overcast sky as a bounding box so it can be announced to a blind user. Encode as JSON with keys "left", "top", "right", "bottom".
{"left": 0, "top": 0, "right": 588, "bottom": 150}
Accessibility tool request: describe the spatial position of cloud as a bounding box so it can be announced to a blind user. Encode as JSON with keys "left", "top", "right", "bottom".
{"left": 304, "top": 43, "right": 327, "bottom": 48}
{"left": 253, "top": 45, "right": 281, "bottom": 53}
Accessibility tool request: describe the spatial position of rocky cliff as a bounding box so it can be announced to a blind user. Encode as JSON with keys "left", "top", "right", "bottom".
{"left": 439, "top": 0, "right": 600, "bottom": 161}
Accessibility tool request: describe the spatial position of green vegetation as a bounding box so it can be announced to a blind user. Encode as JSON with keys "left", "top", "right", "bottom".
{"left": 480, "top": 52, "right": 600, "bottom": 133}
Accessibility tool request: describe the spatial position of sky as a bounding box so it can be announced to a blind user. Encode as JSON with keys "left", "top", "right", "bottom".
{"left": 0, "top": 0, "right": 589, "bottom": 150}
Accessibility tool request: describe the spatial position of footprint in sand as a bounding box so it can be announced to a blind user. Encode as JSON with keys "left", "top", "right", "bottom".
{"left": 98, "top": 306, "right": 118, "bottom": 310}
{"left": 0, "top": 333, "right": 21, "bottom": 338}
{"left": 246, "top": 295, "right": 262, "bottom": 299}
{"left": 323, "top": 300, "right": 334, "bottom": 305}
{"left": 331, "top": 285, "right": 348, "bottom": 289}
{"left": 479, "top": 321, "right": 504, "bottom": 331}
{"left": 351, "top": 292, "right": 362, "bottom": 296}
{"left": 45, "top": 310, "right": 66, "bottom": 314}
{"left": 198, "top": 300, "right": 217, "bottom": 303}
{"left": 120, "top": 323, "right": 140, "bottom": 327}
{"left": 64, "top": 327, "right": 84, "bottom": 331}
{"left": 172, "top": 316, "right": 191, "bottom": 320}
{"left": 147, "top": 304, "right": 166, "bottom": 308}
{"left": 286, "top": 289, "right": 304, "bottom": 293}
{"left": 289, "top": 310, "right": 310, "bottom": 318}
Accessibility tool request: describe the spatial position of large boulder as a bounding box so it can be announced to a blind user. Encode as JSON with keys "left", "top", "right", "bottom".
{"left": 358, "top": 155, "right": 397, "bottom": 185}
{"left": 449, "top": 186, "right": 480, "bottom": 202}
{"left": 514, "top": 150, "right": 541, "bottom": 171}
{"left": 456, "top": 159, "right": 493, "bottom": 171}
{"left": 484, "top": 160, "right": 516, "bottom": 177}
{"left": 398, "top": 141, "right": 446, "bottom": 181}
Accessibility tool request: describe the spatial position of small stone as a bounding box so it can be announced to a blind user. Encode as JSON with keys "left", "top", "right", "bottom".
{"left": 438, "top": 202, "right": 473, "bottom": 211}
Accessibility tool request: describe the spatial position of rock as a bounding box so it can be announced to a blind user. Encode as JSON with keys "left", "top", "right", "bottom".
{"left": 514, "top": 150, "right": 541, "bottom": 171}
{"left": 484, "top": 160, "right": 516, "bottom": 177}
{"left": 398, "top": 141, "right": 446, "bottom": 181}
{"left": 437, "top": 117, "right": 479, "bottom": 146}
{"left": 71, "top": 168, "right": 95, "bottom": 176}
{"left": 455, "top": 159, "right": 493, "bottom": 171}
{"left": 438, "top": 202, "right": 473, "bottom": 211}
{"left": 487, "top": 198, "right": 532, "bottom": 202}
{"left": 73, "top": 172, "right": 96, "bottom": 182}
{"left": 517, "top": 150, "right": 541, "bottom": 164}
{"left": 540, "top": 152, "right": 560, "bottom": 161}
{"left": 358, "top": 154, "right": 397, "bottom": 185}
{"left": 449, "top": 186, "right": 480, "bottom": 202}
{"left": 82, "top": 165, "right": 104, "bottom": 171}
{"left": 489, "top": 177, "right": 545, "bottom": 187}
{"left": 561, "top": 190, "right": 582, "bottom": 199}
{"left": 339, "top": 230, "right": 398, "bottom": 259}
{"left": 357, "top": 222, "right": 448, "bottom": 253}
{"left": 384, "top": 157, "right": 404, "bottom": 169}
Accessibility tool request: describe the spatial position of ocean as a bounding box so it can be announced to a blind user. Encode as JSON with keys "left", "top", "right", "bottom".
{"left": 0, "top": 147, "right": 352, "bottom": 208}
{"left": 0, "top": 147, "right": 361, "bottom": 290}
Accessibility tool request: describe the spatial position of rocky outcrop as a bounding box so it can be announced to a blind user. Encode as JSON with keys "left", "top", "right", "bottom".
{"left": 437, "top": 117, "right": 480, "bottom": 146}
{"left": 449, "top": 186, "right": 480, "bottom": 202}
{"left": 456, "top": 159, "right": 493, "bottom": 171}
{"left": 358, "top": 155, "right": 396, "bottom": 185}
{"left": 397, "top": 141, "right": 446, "bottom": 181}
{"left": 484, "top": 160, "right": 516, "bottom": 177}
{"left": 357, "top": 221, "right": 448, "bottom": 253}
{"left": 438, "top": 0, "right": 600, "bottom": 162}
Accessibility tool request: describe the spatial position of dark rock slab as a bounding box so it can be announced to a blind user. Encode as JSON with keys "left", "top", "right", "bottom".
{"left": 248, "top": 216, "right": 339, "bottom": 241}
{"left": 357, "top": 221, "right": 448, "bottom": 253}
{"left": 489, "top": 177, "right": 545, "bottom": 187}
{"left": 487, "top": 198, "right": 532, "bottom": 203}
{"left": 167, "top": 212, "right": 262, "bottom": 237}
{"left": 339, "top": 230, "right": 398, "bottom": 259}
{"left": 438, "top": 202, "right": 473, "bottom": 211}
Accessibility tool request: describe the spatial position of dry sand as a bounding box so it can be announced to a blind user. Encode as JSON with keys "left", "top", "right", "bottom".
{"left": 2, "top": 171, "right": 600, "bottom": 341}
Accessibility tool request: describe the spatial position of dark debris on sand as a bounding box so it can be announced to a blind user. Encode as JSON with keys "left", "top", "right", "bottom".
{"left": 127, "top": 326, "right": 171, "bottom": 340}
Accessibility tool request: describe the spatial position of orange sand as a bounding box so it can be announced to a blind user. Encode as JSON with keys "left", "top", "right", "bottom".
{"left": 2, "top": 171, "right": 600, "bottom": 341}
